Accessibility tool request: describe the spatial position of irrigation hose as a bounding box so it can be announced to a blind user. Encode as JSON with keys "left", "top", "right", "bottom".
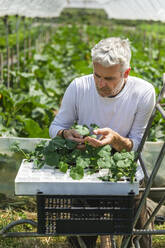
{"left": 0, "top": 219, "right": 37, "bottom": 235}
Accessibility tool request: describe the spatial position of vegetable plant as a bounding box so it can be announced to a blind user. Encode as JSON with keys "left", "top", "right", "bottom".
{"left": 11, "top": 124, "right": 138, "bottom": 183}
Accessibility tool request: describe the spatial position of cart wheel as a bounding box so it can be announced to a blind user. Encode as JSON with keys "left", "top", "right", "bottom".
{"left": 155, "top": 216, "right": 165, "bottom": 225}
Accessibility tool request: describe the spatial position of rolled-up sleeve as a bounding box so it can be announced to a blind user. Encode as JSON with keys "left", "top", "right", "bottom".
{"left": 49, "top": 80, "right": 77, "bottom": 138}
{"left": 128, "top": 86, "right": 156, "bottom": 151}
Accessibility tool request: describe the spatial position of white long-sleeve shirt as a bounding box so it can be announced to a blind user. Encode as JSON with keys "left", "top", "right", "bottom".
{"left": 49, "top": 74, "right": 155, "bottom": 152}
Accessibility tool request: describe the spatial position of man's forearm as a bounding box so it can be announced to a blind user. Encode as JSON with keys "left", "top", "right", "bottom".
{"left": 86, "top": 128, "right": 134, "bottom": 151}
{"left": 111, "top": 132, "right": 133, "bottom": 152}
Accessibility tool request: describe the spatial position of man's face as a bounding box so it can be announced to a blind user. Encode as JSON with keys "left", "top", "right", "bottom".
{"left": 93, "top": 62, "right": 129, "bottom": 97}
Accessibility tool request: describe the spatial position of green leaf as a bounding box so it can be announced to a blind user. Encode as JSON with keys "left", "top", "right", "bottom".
{"left": 90, "top": 123, "right": 99, "bottom": 130}
{"left": 65, "top": 138, "right": 78, "bottom": 149}
{"left": 113, "top": 152, "right": 123, "bottom": 161}
{"left": 52, "top": 136, "right": 66, "bottom": 148}
{"left": 44, "top": 141, "right": 56, "bottom": 153}
{"left": 97, "top": 157, "right": 112, "bottom": 169}
{"left": 10, "top": 141, "right": 20, "bottom": 152}
{"left": 23, "top": 118, "right": 49, "bottom": 138}
{"left": 90, "top": 134, "right": 97, "bottom": 139}
{"left": 97, "top": 145, "right": 111, "bottom": 158}
{"left": 70, "top": 149, "right": 82, "bottom": 160}
{"left": 76, "top": 156, "right": 90, "bottom": 168}
{"left": 98, "top": 175, "right": 111, "bottom": 181}
{"left": 45, "top": 152, "right": 59, "bottom": 166}
{"left": 72, "top": 124, "right": 90, "bottom": 136}
{"left": 116, "top": 160, "right": 126, "bottom": 168}
{"left": 59, "top": 161, "right": 68, "bottom": 173}
{"left": 70, "top": 166, "right": 84, "bottom": 180}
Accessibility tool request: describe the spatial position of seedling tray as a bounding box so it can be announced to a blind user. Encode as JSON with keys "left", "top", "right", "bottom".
{"left": 15, "top": 160, "right": 139, "bottom": 195}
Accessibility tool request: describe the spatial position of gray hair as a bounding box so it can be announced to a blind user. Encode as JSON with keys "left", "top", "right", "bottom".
{"left": 91, "top": 37, "right": 131, "bottom": 72}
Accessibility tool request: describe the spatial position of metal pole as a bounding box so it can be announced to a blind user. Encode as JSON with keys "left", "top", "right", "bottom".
{"left": 110, "top": 235, "right": 117, "bottom": 248}
{"left": 157, "top": 39, "right": 161, "bottom": 61}
{"left": 121, "top": 142, "right": 165, "bottom": 248}
{"left": 8, "top": 46, "right": 10, "bottom": 86}
{"left": 77, "top": 236, "right": 87, "bottom": 248}
{"left": 3, "top": 15, "right": 10, "bottom": 87}
{"left": 10, "top": 48, "right": 14, "bottom": 70}
{"left": 16, "top": 15, "right": 20, "bottom": 71}
{"left": 157, "top": 73, "right": 165, "bottom": 102}
{"left": 134, "top": 239, "right": 140, "bottom": 248}
{"left": 28, "top": 19, "right": 32, "bottom": 58}
{"left": 138, "top": 154, "right": 149, "bottom": 181}
{"left": 139, "top": 187, "right": 165, "bottom": 192}
{"left": 134, "top": 192, "right": 165, "bottom": 244}
{"left": 143, "top": 31, "right": 146, "bottom": 51}
{"left": 35, "top": 39, "right": 38, "bottom": 53}
{"left": 46, "top": 31, "right": 48, "bottom": 43}
{"left": 23, "top": 16, "right": 26, "bottom": 61}
{"left": 135, "top": 107, "right": 157, "bottom": 162}
{"left": 156, "top": 103, "right": 165, "bottom": 119}
{"left": 148, "top": 35, "right": 152, "bottom": 61}
{"left": 0, "top": 53, "right": 3, "bottom": 83}
{"left": 133, "top": 229, "right": 165, "bottom": 235}
{"left": 35, "top": 17, "right": 38, "bottom": 52}
{"left": 2, "top": 229, "right": 165, "bottom": 238}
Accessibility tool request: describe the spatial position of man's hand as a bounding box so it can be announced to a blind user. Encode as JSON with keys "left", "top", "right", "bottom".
{"left": 58, "top": 129, "right": 85, "bottom": 149}
{"left": 84, "top": 128, "right": 133, "bottom": 152}
{"left": 84, "top": 128, "right": 115, "bottom": 147}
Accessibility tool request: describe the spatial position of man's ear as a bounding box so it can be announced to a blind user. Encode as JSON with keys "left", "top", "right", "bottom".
{"left": 124, "top": 67, "right": 131, "bottom": 78}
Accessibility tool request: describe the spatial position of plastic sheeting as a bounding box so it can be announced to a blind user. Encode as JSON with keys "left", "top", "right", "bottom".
{"left": 0, "top": 0, "right": 66, "bottom": 18}
{"left": 142, "top": 141, "right": 165, "bottom": 186}
{"left": 0, "top": 137, "right": 49, "bottom": 155}
{"left": 66, "top": 0, "right": 106, "bottom": 9}
{"left": 105, "top": 0, "right": 165, "bottom": 22}
{"left": 142, "top": 141, "right": 165, "bottom": 201}
{"left": 0, "top": 0, "right": 165, "bottom": 21}
{"left": 68, "top": 0, "right": 165, "bottom": 21}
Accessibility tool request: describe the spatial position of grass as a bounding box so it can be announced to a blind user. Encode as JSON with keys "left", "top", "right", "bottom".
{"left": 0, "top": 195, "right": 70, "bottom": 248}
{"left": 153, "top": 224, "right": 165, "bottom": 247}
{"left": 0, "top": 194, "right": 165, "bottom": 247}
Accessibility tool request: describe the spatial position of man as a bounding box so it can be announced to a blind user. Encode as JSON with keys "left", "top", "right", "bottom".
{"left": 49, "top": 37, "right": 155, "bottom": 247}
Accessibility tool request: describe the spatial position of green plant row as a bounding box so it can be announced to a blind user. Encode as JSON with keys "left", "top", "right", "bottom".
{"left": 0, "top": 23, "right": 164, "bottom": 140}
{"left": 0, "top": 16, "right": 52, "bottom": 54}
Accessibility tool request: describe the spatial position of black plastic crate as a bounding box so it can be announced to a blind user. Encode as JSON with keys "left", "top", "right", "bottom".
{"left": 37, "top": 194, "right": 135, "bottom": 235}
